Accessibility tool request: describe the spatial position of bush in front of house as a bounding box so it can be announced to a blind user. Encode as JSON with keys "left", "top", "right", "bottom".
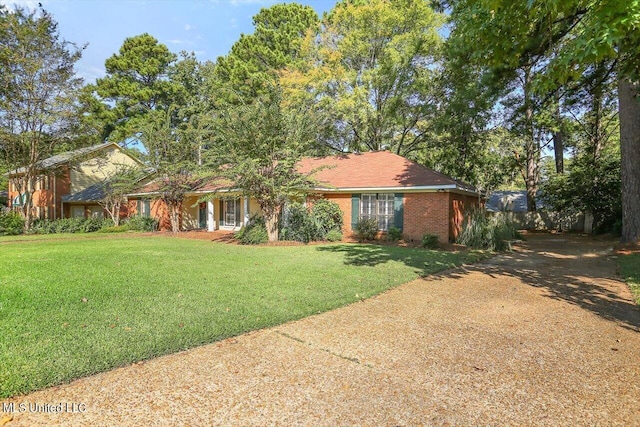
{"left": 387, "top": 226, "right": 403, "bottom": 242}
{"left": 354, "top": 218, "right": 378, "bottom": 242}
{"left": 280, "top": 202, "right": 324, "bottom": 243}
{"left": 421, "top": 233, "right": 439, "bottom": 249}
{"left": 0, "top": 211, "right": 25, "bottom": 235}
{"left": 311, "top": 199, "right": 343, "bottom": 234}
{"left": 236, "top": 215, "right": 268, "bottom": 244}
{"left": 325, "top": 229, "right": 343, "bottom": 242}
{"left": 280, "top": 199, "right": 344, "bottom": 243}
{"left": 125, "top": 216, "right": 158, "bottom": 232}
{"left": 30, "top": 217, "right": 114, "bottom": 234}
{"left": 457, "top": 207, "right": 520, "bottom": 251}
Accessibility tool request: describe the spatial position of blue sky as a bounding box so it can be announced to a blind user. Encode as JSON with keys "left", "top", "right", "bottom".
{"left": 0, "top": 0, "right": 336, "bottom": 84}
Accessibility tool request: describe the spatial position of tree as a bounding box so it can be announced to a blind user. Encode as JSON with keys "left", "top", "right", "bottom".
{"left": 290, "top": 0, "right": 444, "bottom": 156}
{"left": 210, "top": 85, "right": 319, "bottom": 242}
{"left": 444, "top": 0, "right": 640, "bottom": 241}
{"left": 0, "top": 6, "right": 84, "bottom": 230}
{"left": 98, "top": 165, "right": 144, "bottom": 226}
{"left": 214, "top": 3, "right": 319, "bottom": 101}
{"left": 140, "top": 107, "right": 200, "bottom": 233}
{"left": 86, "top": 33, "right": 176, "bottom": 143}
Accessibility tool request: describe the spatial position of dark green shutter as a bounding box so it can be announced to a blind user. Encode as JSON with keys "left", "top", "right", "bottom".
{"left": 136, "top": 200, "right": 141, "bottom": 216}
{"left": 394, "top": 193, "right": 404, "bottom": 231}
{"left": 219, "top": 200, "right": 224, "bottom": 226}
{"left": 144, "top": 200, "right": 150, "bottom": 218}
{"left": 351, "top": 194, "right": 360, "bottom": 230}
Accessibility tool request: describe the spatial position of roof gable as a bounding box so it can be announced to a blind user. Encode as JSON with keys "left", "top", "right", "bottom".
{"left": 9, "top": 142, "right": 143, "bottom": 175}
{"left": 298, "top": 151, "right": 476, "bottom": 192}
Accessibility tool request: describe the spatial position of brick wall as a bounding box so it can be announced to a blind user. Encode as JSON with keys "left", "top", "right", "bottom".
{"left": 403, "top": 192, "right": 450, "bottom": 243}
{"left": 449, "top": 193, "right": 481, "bottom": 241}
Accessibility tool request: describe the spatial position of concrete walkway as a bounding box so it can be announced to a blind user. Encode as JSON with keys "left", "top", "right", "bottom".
{"left": 3, "top": 234, "right": 639, "bottom": 426}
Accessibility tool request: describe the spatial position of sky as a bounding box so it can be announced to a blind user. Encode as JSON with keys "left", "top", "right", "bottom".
{"left": 0, "top": 0, "right": 336, "bottom": 84}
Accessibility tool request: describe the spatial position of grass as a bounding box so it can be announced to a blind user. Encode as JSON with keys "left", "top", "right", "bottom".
{"left": 618, "top": 253, "right": 640, "bottom": 305}
{"left": 0, "top": 235, "right": 486, "bottom": 398}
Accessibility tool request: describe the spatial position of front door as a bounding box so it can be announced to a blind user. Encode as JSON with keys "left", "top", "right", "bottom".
{"left": 222, "top": 199, "right": 241, "bottom": 228}
{"left": 198, "top": 203, "right": 207, "bottom": 229}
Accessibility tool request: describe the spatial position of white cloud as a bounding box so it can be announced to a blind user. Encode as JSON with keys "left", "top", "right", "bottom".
{"left": 230, "top": 17, "right": 237, "bottom": 29}
{"left": 167, "top": 39, "right": 185, "bottom": 45}
{"left": 184, "top": 24, "right": 193, "bottom": 31}
{"left": 0, "top": 0, "right": 44, "bottom": 11}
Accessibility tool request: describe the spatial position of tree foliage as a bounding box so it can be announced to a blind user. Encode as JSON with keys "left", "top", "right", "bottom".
{"left": 286, "top": 0, "right": 444, "bottom": 156}
{"left": 140, "top": 106, "right": 200, "bottom": 233}
{"left": 444, "top": 0, "right": 639, "bottom": 242}
{"left": 0, "top": 6, "right": 84, "bottom": 229}
{"left": 209, "top": 85, "right": 319, "bottom": 242}
{"left": 214, "top": 3, "right": 319, "bottom": 101}
{"left": 85, "top": 33, "right": 177, "bottom": 143}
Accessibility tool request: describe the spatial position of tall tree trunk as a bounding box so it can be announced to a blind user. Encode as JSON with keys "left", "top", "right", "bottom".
{"left": 618, "top": 77, "right": 640, "bottom": 244}
{"left": 523, "top": 68, "right": 538, "bottom": 212}
{"left": 553, "top": 101, "right": 564, "bottom": 173}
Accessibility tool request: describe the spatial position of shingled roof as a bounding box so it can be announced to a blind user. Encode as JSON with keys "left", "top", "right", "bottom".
{"left": 298, "top": 151, "right": 478, "bottom": 193}
{"left": 129, "top": 151, "right": 479, "bottom": 196}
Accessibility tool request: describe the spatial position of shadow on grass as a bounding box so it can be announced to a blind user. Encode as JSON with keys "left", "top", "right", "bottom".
{"left": 315, "top": 243, "right": 478, "bottom": 277}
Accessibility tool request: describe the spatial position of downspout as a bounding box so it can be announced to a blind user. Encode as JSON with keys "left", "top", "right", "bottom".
{"left": 53, "top": 173, "right": 57, "bottom": 220}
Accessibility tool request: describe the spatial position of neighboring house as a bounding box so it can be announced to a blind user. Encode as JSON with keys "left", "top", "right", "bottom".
{"left": 486, "top": 190, "right": 584, "bottom": 231}
{"left": 128, "top": 151, "right": 481, "bottom": 242}
{"left": 486, "top": 190, "right": 528, "bottom": 213}
{"left": 7, "top": 142, "right": 144, "bottom": 220}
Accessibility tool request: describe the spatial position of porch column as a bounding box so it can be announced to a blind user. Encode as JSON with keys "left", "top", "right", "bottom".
{"left": 243, "top": 197, "right": 250, "bottom": 226}
{"left": 207, "top": 200, "right": 215, "bottom": 231}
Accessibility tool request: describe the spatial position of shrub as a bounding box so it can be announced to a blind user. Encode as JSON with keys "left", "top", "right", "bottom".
{"left": 236, "top": 215, "right": 268, "bottom": 244}
{"left": 280, "top": 200, "right": 344, "bottom": 243}
{"left": 311, "top": 199, "right": 343, "bottom": 234}
{"left": 83, "top": 217, "right": 113, "bottom": 233}
{"left": 30, "top": 219, "right": 55, "bottom": 234}
{"left": 0, "top": 211, "right": 25, "bottom": 235}
{"left": 29, "top": 217, "right": 113, "bottom": 234}
{"left": 325, "top": 229, "right": 343, "bottom": 242}
{"left": 126, "top": 216, "right": 158, "bottom": 232}
{"left": 421, "top": 233, "right": 439, "bottom": 249}
{"left": 280, "top": 202, "right": 324, "bottom": 243}
{"left": 54, "top": 218, "right": 86, "bottom": 233}
{"left": 354, "top": 218, "right": 378, "bottom": 242}
{"left": 387, "top": 226, "right": 402, "bottom": 242}
{"left": 457, "top": 208, "right": 520, "bottom": 251}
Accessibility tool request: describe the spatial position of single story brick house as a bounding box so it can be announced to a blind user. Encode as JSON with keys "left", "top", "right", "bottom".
{"left": 128, "top": 151, "right": 481, "bottom": 242}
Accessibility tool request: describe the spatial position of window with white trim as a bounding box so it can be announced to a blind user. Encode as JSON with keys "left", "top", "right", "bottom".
{"left": 360, "top": 193, "right": 394, "bottom": 231}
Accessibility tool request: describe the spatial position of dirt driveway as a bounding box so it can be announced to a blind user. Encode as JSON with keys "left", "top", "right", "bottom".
{"left": 3, "top": 233, "right": 639, "bottom": 426}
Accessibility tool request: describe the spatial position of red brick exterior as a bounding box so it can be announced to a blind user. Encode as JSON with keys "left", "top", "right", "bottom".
{"left": 317, "top": 191, "right": 480, "bottom": 243}
{"left": 402, "top": 192, "right": 450, "bottom": 243}
{"left": 320, "top": 193, "right": 352, "bottom": 235}
{"left": 8, "top": 167, "right": 72, "bottom": 220}
{"left": 128, "top": 198, "right": 174, "bottom": 231}
{"left": 449, "top": 193, "right": 481, "bottom": 241}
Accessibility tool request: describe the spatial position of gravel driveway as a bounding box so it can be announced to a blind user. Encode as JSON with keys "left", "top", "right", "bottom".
{"left": 3, "top": 233, "right": 639, "bottom": 426}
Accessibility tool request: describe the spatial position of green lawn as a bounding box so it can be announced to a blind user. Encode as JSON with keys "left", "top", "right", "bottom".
{"left": 619, "top": 253, "right": 640, "bottom": 305}
{"left": 0, "top": 235, "right": 485, "bottom": 398}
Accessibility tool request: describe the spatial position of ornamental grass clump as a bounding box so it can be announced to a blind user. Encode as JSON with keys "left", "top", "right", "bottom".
{"left": 457, "top": 207, "right": 520, "bottom": 251}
